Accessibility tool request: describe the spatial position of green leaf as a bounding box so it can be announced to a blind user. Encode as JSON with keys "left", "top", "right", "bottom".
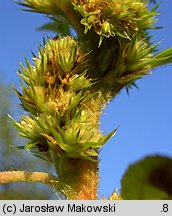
{"left": 121, "top": 155, "right": 172, "bottom": 200}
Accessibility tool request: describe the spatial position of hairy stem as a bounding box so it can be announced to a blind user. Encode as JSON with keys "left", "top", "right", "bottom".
{"left": 0, "top": 171, "right": 59, "bottom": 189}
{"left": 60, "top": 159, "right": 98, "bottom": 200}
{"left": 74, "top": 160, "right": 98, "bottom": 200}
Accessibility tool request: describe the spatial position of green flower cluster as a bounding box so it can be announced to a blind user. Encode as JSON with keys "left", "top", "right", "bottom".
{"left": 14, "top": 0, "right": 172, "bottom": 175}
{"left": 11, "top": 37, "right": 116, "bottom": 172}
{"left": 100, "top": 35, "right": 161, "bottom": 94}
{"left": 72, "top": 0, "right": 158, "bottom": 45}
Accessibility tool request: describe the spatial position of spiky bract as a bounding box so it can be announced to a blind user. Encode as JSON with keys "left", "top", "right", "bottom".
{"left": 11, "top": 37, "right": 116, "bottom": 170}
{"left": 72, "top": 0, "right": 158, "bottom": 45}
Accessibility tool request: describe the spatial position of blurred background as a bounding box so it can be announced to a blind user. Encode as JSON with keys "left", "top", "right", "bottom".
{"left": 0, "top": 0, "right": 172, "bottom": 199}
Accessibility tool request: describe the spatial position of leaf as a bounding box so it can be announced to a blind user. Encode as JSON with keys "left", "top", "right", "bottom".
{"left": 121, "top": 155, "right": 172, "bottom": 200}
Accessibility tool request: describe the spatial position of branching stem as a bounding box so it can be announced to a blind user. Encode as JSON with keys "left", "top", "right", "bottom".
{"left": 0, "top": 171, "right": 59, "bottom": 189}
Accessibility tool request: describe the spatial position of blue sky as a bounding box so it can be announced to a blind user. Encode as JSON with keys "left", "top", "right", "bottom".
{"left": 1, "top": 0, "right": 172, "bottom": 198}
